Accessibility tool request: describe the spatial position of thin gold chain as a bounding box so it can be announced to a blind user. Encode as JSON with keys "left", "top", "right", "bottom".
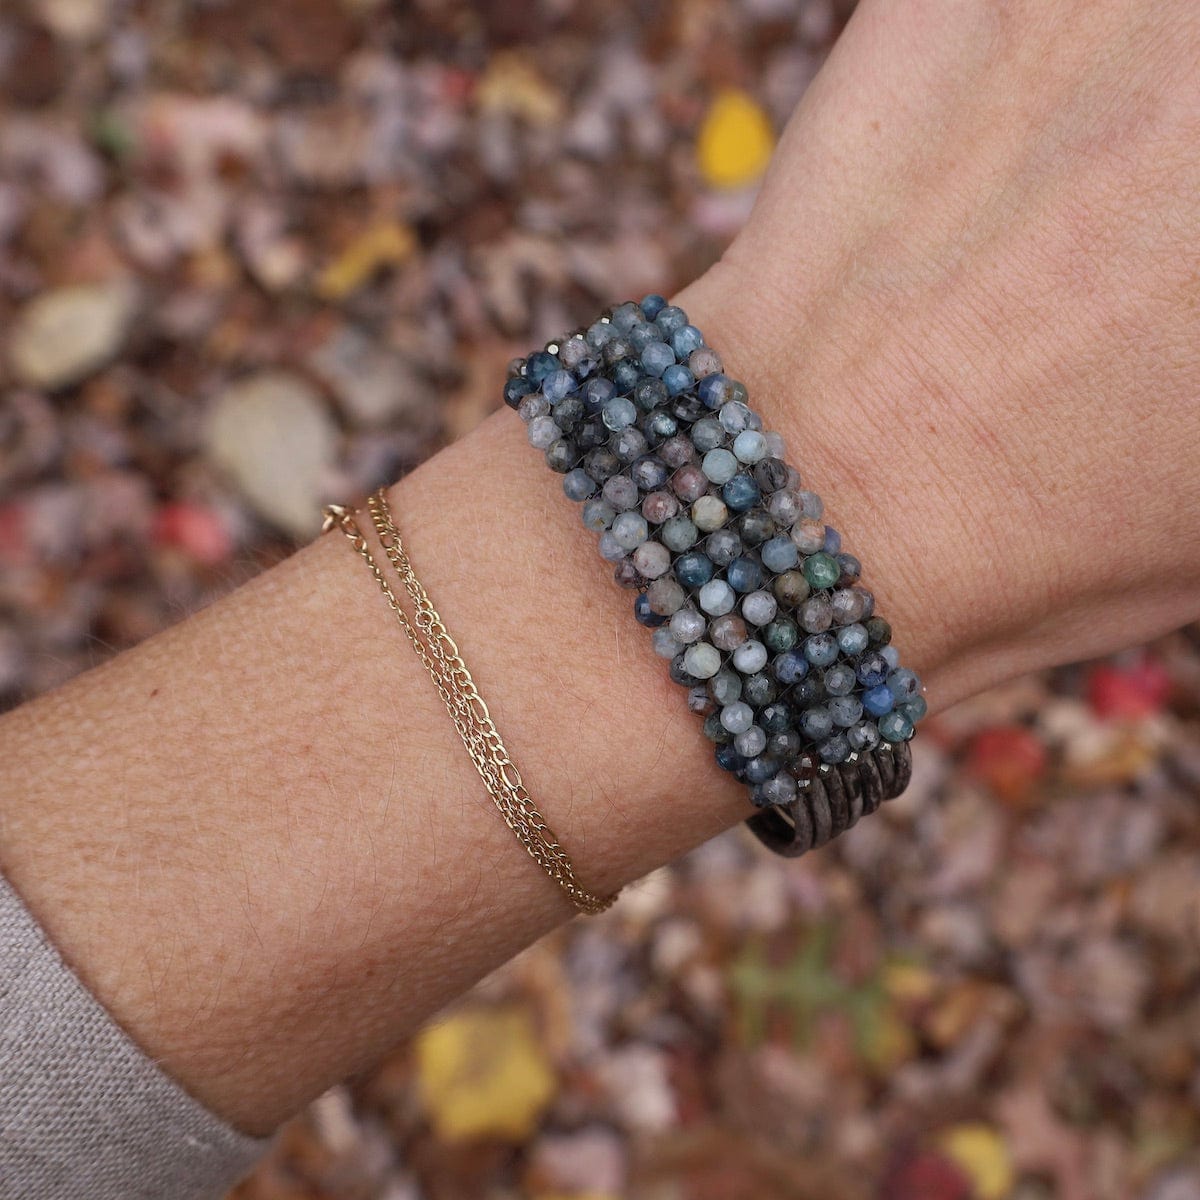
{"left": 322, "top": 489, "right": 618, "bottom": 916}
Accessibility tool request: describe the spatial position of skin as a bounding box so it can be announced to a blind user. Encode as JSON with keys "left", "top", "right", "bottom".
{"left": 1, "top": 0, "right": 1198, "bottom": 1140}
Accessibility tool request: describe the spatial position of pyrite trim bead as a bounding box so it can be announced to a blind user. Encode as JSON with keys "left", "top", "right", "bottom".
{"left": 743, "top": 743, "right": 911, "bottom": 858}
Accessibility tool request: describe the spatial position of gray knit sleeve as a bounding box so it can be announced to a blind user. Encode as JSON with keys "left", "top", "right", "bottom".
{"left": 0, "top": 870, "right": 273, "bottom": 1200}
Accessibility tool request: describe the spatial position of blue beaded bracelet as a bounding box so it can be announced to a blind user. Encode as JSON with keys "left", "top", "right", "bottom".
{"left": 505, "top": 298, "right": 925, "bottom": 856}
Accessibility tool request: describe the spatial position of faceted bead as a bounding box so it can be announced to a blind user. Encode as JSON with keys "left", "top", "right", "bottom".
{"left": 799, "top": 595, "right": 833, "bottom": 633}
{"left": 887, "top": 668, "right": 921, "bottom": 701}
{"left": 674, "top": 551, "right": 715, "bottom": 589}
{"left": 611, "top": 301, "right": 641, "bottom": 331}
{"left": 709, "top": 668, "right": 742, "bottom": 705}
{"left": 697, "top": 373, "right": 733, "bottom": 409}
{"left": 611, "top": 511, "right": 649, "bottom": 550}
{"left": 702, "top": 448, "right": 739, "bottom": 484}
{"left": 720, "top": 701, "right": 754, "bottom": 735}
{"left": 563, "top": 467, "right": 597, "bottom": 501}
{"left": 613, "top": 559, "right": 643, "bottom": 589}
{"left": 804, "top": 633, "right": 839, "bottom": 666}
{"left": 601, "top": 335, "right": 633, "bottom": 366}
{"left": 718, "top": 401, "right": 753, "bottom": 433}
{"left": 822, "top": 525, "right": 842, "bottom": 555}
{"left": 722, "top": 473, "right": 761, "bottom": 512}
{"left": 762, "top": 617, "right": 799, "bottom": 653}
{"left": 829, "top": 695, "right": 864, "bottom": 727}
{"left": 830, "top": 587, "right": 868, "bottom": 625}
{"left": 818, "top": 733, "right": 851, "bottom": 764}
{"left": 652, "top": 627, "right": 682, "bottom": 659}
{"left": 796, "top": 490, "right": 824, "bottom": 520}
{"left": 670, "top": 606, "right": 707, "bottom": 644}
{"left": 753, "top": 457, "right": 790, "bottom": 494}
{"left": 527, "top": 414, "right": 561, "bottom": 450}
{"left": 582, "top": 377, "right": 616, "bottom": 411}
{"left": 823, "top": 663, "right": 857, "bottom": 696}
{"left": 705, "top": 528, "right": 742, "bottom": 566}
{"left": 732, "top": 640, "right": 768, "bottom": 675}
{"left": 800, "top": 706, "right": 834, "bottom": 741}
{"left": 710, "top": 613, "right": 748, "bottom": 651}
{"left": 691, "top": 417, "right": 726, "bottom": 452}
{"left": 734, "top": 726, "right": 768, "bottom": 758}
{"left": 726, "top": 555, "right": 764, "bottom": 593}
{"left": 742, "top": 672, "right": 778, "bottom": 706}
{"left": 670, "top": 653, "right": 702, "bottom": 687}
{"left": 699, "top": 579, "right": 736, "bottom": 616}
{"left": 581, "top": 498, "right": 615, "bottom": 531}
{"left": 900, "top": 696, "right": 928, "bottom": 722}
{"left": 760, "top": 703, "right": 791, "bottom": 734}
{"left": 773, "top": 570, "right": 810, "bottom": 608}
{"left": 744, "top": 754, "right": 782, "bottom": 785}
{"left": 755, "top": 772, "right": 799, "bottom": 808}
{"left": 553, "top": 396, "right": 584, "bottom": 432}
{"left": 631, "top": 455, "right": 669, "bottom": 491}
{"left": 835, "top": 552, "right": 862, "bottom": 585}
{"left": 672, "top": 394, "right": 706, "bottom": 423}
{"left": 689, "top": 347, "right": 722, "bottom": 378}
{"left": 641, "top": 341, "right": 676, "bottom": 377}
{"left": 628, "top": 322, "right": 658, "bottom": 354}
{"left": 766, "top": 489, "right": 802, "bottom": 526}
{"left": 545, "top": 438, "right": 576, "bottom": 473}
{"left": 715, "top": 743, "right": 744, "bottom": 771}
{"left": 865, "top": 617, "right": 892, "bottom": 646}
{"left": 880, "top": 645, "right": 901, "bottom": 670}
{"left": 773, "top": 650, "right": 808, "bottom": 685}
{"left": 642, "top": 490, "right": 679, "bottom": 524}
{"left": 647, "top": 576, "right": 686, "bottom": 616}
{"left": 632, "top": 540, "right": 671, "bottom": 579}
{"left": 733, "top": 429, "right": 767, "bottom": 463}
{"left": 659, "top": 434, "right": 695, "bottom": 468}
{"left": 583, "top": 447, "right": 620, "bottom": 483}
{"left": 518, "top": 392, "right": 551, "bottom": 422}
{"left": 671, "top": 464, "right": 709, "bottom": 503}
{"left": 504, "top": 377, "right": 533, "bottom": 408}
{"left": 558, "top": 335, "right": 591, "bottom": 370}
{"left": 802, "top": 551, "right": 841, "bottom": 591}
{"left": 655, "top": 305, "right": 689, "bottom": 335}
{"left": 660, "top": 515, "right": 699, "bottom": 552}
{"left": 671, "top": 324, "right": 705, "bottom": 358}
{"left": 691, "top": 494, "right": 729, "bottom": 532}
{"left": 703, "top": 712, "right": 731, "bottom": 743}
{"left": 640, "top": 293, "right": 667, "bottom": 320}
{"left": 543, "top": 369, "right": 576, "bottom": 403}
{"left": 760, "top": 535, "right": 799, "bottom": 573}
{"left": 732, "top": 509, "right": 775, "bottom": 546}
{"left": 847, "top": 720, "right": 881, "bottom": 753}
{"left": 878, "top": 710, "right": 915, "bottom": 742}
{"left": 525, "top": 349, "right": 558, "bottom": 382}
{"left": 683, "top": 642, "right": 722, "bottom": 679}
{"left": 662, "top": 364, "right": 695, "bottom": 395}
{"left": 634, "top": 592, "right": 666, "bottom": 626}
{"left": 741, "top": 589, "right": 778, "bottom": 626}
{"left": 856, "top": 652, "right": 890, "bottom": 688}
{"left": 688, "top": 684, "right": 715, "bottom": 714}
{"left": 862, "top": 684, "right": 895, "bottom": 717}
{"left": 612, "top": 427, "right": 648, "bottom": 463}
{"left": 602, "top": 475, "right": 640, "bottom": 511}
{"left": 602, "top": 396, "right": 638, "bottom": 431}
{"left": 598, "top": 531, "right": 626, "bottom": 562}
{"left": 836, "top": 623, "right": 869, "bottom": 656}
{"left": 633, "top": 377, "right": 668, "bottom": 412}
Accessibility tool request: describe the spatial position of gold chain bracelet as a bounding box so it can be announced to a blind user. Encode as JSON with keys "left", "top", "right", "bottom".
{"left": 322, "top": 489, "right": 618, "bottom": 916}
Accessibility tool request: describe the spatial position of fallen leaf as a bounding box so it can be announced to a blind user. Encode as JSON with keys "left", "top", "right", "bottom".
{"left": 696, "top": 88, "right": 774, "bottom": 189}
{"left": 315, "top": 220, "right": 416, "bottom": 301}
{"left": 938, "top": 1123, "right": 1014, "bottom": 1200}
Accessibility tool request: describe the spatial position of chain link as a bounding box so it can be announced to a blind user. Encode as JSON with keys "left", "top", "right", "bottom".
{"left": 322, "top": 491, "right": 618, "bottom": 916}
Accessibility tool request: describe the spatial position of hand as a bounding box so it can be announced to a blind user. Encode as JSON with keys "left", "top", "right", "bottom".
{"left": 677, "top": 0, "right": 1200, "bottom": 709}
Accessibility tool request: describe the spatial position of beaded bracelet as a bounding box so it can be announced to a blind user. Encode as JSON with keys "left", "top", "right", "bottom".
{"left": 504, "top": 298, "right": 925, "bottom": 857}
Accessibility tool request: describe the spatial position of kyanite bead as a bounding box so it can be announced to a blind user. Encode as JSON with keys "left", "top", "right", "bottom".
{"left": 715, "top": 743, "right": 745, "bottom": 772}
{"left": 800, "top": 706, "right": 834, "bottom": 741}
{"left": 734, "top": 725, "right": 768, "bottom": 758}
{"left": 525, "top": 349, "right": 558, "bottom": 382}
{"left": 866, "top": 616, "right": 892, "bottom": 646}
{"left": 697, "top": 373, "right": 733, "bottom": 409}
{"left": 563, "top": 467, "right": 597, "bottom": 500}
{"left": 769, "top": 729, "right": 802, "bottom": 760}
{"left": 632, "top": 539, "right": 671, "bottom": 579}
{"left": 878, "top": 710, "right": 915, "bottom": 742}
{"left": 631, "top": 455, "right": 669, "bottom": 491}
{"left": 646, "top": 410, "right": 678, "bottom": 440}
{"left": 662, "top": 364, "right": 695, "bottom": 395}
{"left": 527, "top": 414, "right": 561, "bottom": 449}
{"left": 732, "top": 640, "right": 768, "bottom": 675}
{"left": 553, "top": 396, "right": 584, "bottom": 431}
{"left": 583, "top": 447, "right": 620, "bottom": 482}
{"left": 586, "top": 321, "right": 616, "bottom": 348}
{"left": 835, "top": 552, "right": 862, "bottom": 585}
{"left": 691, "top": 417, "right": 726, "bottom": 452}
{"left": 652, "top": 627, "right": 682, "bottom": 659}
{"left": 804, "top": 632, "right": 839, "bottom": 666}
{"left": 790, "top": 519, "right": 826, "bottom": 554}
{"left": 830, "top": 587, "right": 868, "bottom": 625}
{"left": 613, "top": 559, "right": 643, "bottom": 589}
{"left": 847, "top": 720, "right": 881, "bottom": 753}
{"left": 709, "top": 613, "right": 748, "bottom": 651}
{"left": 655, "top": 305, "right": 688, "bottom": 335}
{"left": 796, "top": 489, "right": 824, "bottom": 520}
{"left": 691, "top": 494, "right": 729, "bottom": 532}
{"left": 760, "top": 534, "right": 799, "bottom": 573}
{"left": 602, "top": 474, "right": 639, "bottom": 511}
{"left": 702, "top": 447, "right": 739, "bottom": 484}
{"left": 762, "top": 617, "right": 799, "bottom": 653}
{"left": 674, "top": 550, "right": 715, "bottom": 588}
{"left": 699, "top": 578, "right": 736, "bottom": 616}
{"left": 598, "top": 531, "right": 626, "bottom": 562}
{"left": 703, "top": 712, "right": 731, "bottom": 743}
{"left": 543, "top": 369, "right": 576, "bottom": 403}
{"left": 720, "top": 701, "right": 754, "bottom": 735}
{"left": 660, "top": 514, "right": 699, "bottom": 552}
{"left": 726, "top": 555, "right": 764, "bottom": 593}
{"left": 517, "top": 392, "right": 551, "bottom": 423}
{"left": 802, "top": 551, "right": 841, "bottom": 591}
{"left": 504, "top": 376, "right": 533, "bottom": 408}
{"left": 633, "top": 377, "right": 667, "bottom": 412}
{"left": 836, "top": 623, "right": 870, "bottom": 656}
{"left": 611, "top": 510, "right": 649, "bottom": 549}
{"left": 582, "top": 377, "right": 616, "bottom": 411}
{"left": 732, "top": 429, "right": 767, "bottom": 464}
{"left": 732, "top": 509, "right": 775, "bottom": 546}
{"left": 741, "top": 590, "right": 778, "bottom": 627}
{"left": 773, "top": 650, "right": 808, "bottom": 685}
{"left": 670, "top": 606, "right": 707, "bottom": 643}
{"left": 766, "top": 489, "right": 802, "bottom": 525}
{"left": 558, "top": 335, "right": 591, "bottom": 369}
{"left": 671, "top": 324, "right": 705, "bottom": 358}
{"left": 705, "top": 528, "right": 742, "bottom": 566}
{"left": 641, "top": 341, "right": 676, "bottom": 377}
{"left": 581, "top": 498, "right": 615, "bottom": 531}
{"left": 641, "top": 490, "right": 680, "bottom": 524}
{"left": 602, "top": 396, "right": 638, "bottom": 430}
{"left": 647, "top": 576, "right": 686, "bottom": 616}
{"left": 709, "top": 668, "right": 742, "bottom": 705}
{"left": 628, "top": 321, "right": 659, "bottom": 354}
{"left": 722, "top": 473, "right": 761, "bottom": 512}
{"left": 829, "top": 695, "right": 864, "bottom": 728}
{"left": 718, "top": 401, "right": 753, "bottom": 433}
{"left": 823, "top": 525, "right": 842, "bottom": 555}
{"left": 886, "top": 668, "right": 921, "bottom": 701}
{"left": 799, "top": 594, "right": 833, "bottom": 633}
{"left": 862, "top": 684, "right": 895, "bottom": 717}
{"left": 753, "top": 772, "right": 798, "bottom": 807}
{"left": 634, "top": 592, "right": 666, "bottom": 626}
{"left": 880, "top": 645, "right": 901, "bottom": 670}
{"left": 683, "top": 642, "right": 722, "bottom": 679}
{"left": 640, "top": 293, "right": 667, "bottom": 319}
{"left": 759, "top": 703, "right": 791, "bottom": 734}
{"left": 611, "top": 301, "right": 641, "bottom": 331}
{"left": 659, "top": 435, "right": 695, "bottom": 468}
{"left": 818, "top": 733, "right": 851, "bottom": 764}
{"left": 773, "top": 570, "right": 810, "bottom": 608}
{"left": 753, "top": 457, "right": 790, "bottom": 493}
{"left": 688, "top": 684, "right": 714, "bottom": 714}
{"left": 671, "top": 464, "right": 709, "bottom": 503}
{"left": 900, "top": 695, "right": 928, "bottom": 722}
{"left": 742, "top": 671, "right": 778, "bottom": 706}
{"left": 856, "top": 651, "right": 890, "bottom": 688}
{"left": 545, "top": 438, "right": 576, "bottom": 473}
{"left": 612, "top": 427, "right": 648, "bottom": 462}
{"left": 612, "top": 360, "right": 640, "bottom": 394}
{"left": 823, "top": 663, "right": 857, "bottom": 696}
{"left": 689, "top": 347, "right": 722, "bottom": 378}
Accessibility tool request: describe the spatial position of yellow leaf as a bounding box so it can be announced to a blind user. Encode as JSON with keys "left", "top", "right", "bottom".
{"left": 415, "top": 1005, "right": 556, "bottom": 1143}
{"left": 939, "top": 1123, "right": 1015, "bottom": 1200}
{"left": 477, "top": 52, "right": 564, "bottom": 125}
{"left": 884, "top": 960, "right": 937, "bottom": 1003}
{"left": 697, "top": 88, "right": 775, "bottom": 189}
{"left": 316, "top": 221, "right": 416, "bottom": 301}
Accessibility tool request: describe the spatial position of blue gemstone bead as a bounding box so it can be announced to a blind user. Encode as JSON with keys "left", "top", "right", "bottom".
{"left": 563, "top": 467, "right": 597, "bottom": 501}
{"left": 611, "top": 301, "right": 641, "bottom": 331}
{"left": 847, "top": 720, "right": 881, "bottom": 753}
{"left": 525, "top": 350, "right": 558, "bottom": 383}
{"left": 631, "top": 455, "right": 670, "bottom": 491}
{"left": 880, "top": 645, "right": 901, "bottom": 670}
{"left": 504, "top": 377, "right": 533, "bottom": 408}
{"left": 612, "top": 360, "right": 640, "bottom": 394}
{"left": 818, "top": 733, "right": 851, "bottom": 764}
{"left": 804, "top": 633, "right": 839, "bottom": 667}
{"left": 715, "top": 743, "right": 745, "bottom": 773}
{"left": 760, "top": 535, "right": 799, "bottom": 573}
{"left": 886, "top": 668, "right": 921, "bottom": 701}
{"left": 773, "top": 650, "right": 809, "bottom": 685}
{"left": 670, "top": 324, "right": 705, "bottom": 358}
{"left": 641, "top": 341, "right": 676, "bottom": 377}
{"left": 581, "top": 377, "right": 616, "bottom": 412}
{"left": 900, "top": 695, "right": 928, "bottom": 722}
{"left": 879, "top": 710, "right": 915, "bottom": 742}
{"left": 836, "top": 623, "right": 870, "bottom": 656}
{"left": 543, "top": 369, "right": 576, "bottom": 404}
{"left": 722, "top": 473, "right": 761, "bottom": 512}
{"left": 602, "top": 396, "right": 638, "bottom": 431}
{"left": 675, "top": 551, "right": 715, "bottom": 588}
{"left": 634, "top": 592, "right": 667, "bottom": 627}
{"left": 697, "top": 373, "right": 732, "bottom": 409}
{"left": 581, "top": 498, "right": 615, "bottom": 531}
{"left": 856, "top": 651, "right": 889, "bottom": 688}
{"left": 743, "top": 754, "right": 781, "bottom": 784}
{"left": 823, "top": 663, "right": 857, "bottom": 696}
{"left": 640, "top": 293, "right": 667, "bottom": 320}
{"left": 760, "top": 703, "right": 791, "bottom": 734}
{"left": 823, "top": 525, "right": 842, "bottom": 554}
{"left": 800, "top": 706, "right": 834, "bottom": 741}
{"left": 862, "top": 684, "right": 895, "bottom": 717}
{"left": 586, "top": 321, "right": 617, "bottom": 348}
{"left": 726, "top": 555, "right": 764, "bottom": 593}
{"left": 628, "top": 322, "right": 659, "bottom": 354}
{"left": 662, "top": 364, "right": 695, "bottom": 396}
{"left": 655, "top": 305, "right": 688, "bottom": 335}
{"left": 829, "top": 695, "right": 864, "bottom": 728}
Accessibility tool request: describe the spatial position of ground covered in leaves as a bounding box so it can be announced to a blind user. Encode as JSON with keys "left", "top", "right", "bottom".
{"left": 2, "top": 2, "right": 1199, "bottom": 1198}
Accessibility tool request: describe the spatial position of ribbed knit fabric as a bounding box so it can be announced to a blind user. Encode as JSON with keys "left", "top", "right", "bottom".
{"left": 0, "top": 870, "right": 272, "bottom": 1199}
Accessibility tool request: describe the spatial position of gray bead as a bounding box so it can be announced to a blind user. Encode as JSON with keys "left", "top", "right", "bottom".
{"left": 732, "top": 640, "right": 768, "bottom": 675}
{"left": 632, "top": 539, "right": 671, "bottom": 579}
{"left": 683, "top": 642, "right": 722, "bottom": 679}
{"left": 831, "top": 587, "right": 868, "bottom": 625}
{"left": 701, "top": 447, "right": 738, "bottom": 484}
{"left": 518, "top": 392, "right": 551, "bottom": 422}
{"left": 612, "top": 427, "right": 648, "bottom": 463}
{"left": 669, "top": 606, "right": 707, "bottom": 644}
{"left": 688, "top": 347, "right": 723, "bottom": 378}
{"left": 732, "top": 429, "right": 767, "bottom": 464}
{"left": 691, "top": 495, "right": 729, "bottom": 532}
{"left": 709, "top": 613, "right": 748, "bottom": 651}
{"left": 647, "top": 576, "right": 686, "bottom": 615}
{"left": 829, "top": 695, "right": 864, "bottom": 728}
{"left": 698, "top": 578, "right": 736, "bottom": 616}
{"left": 527, "top": 414, "right": 561, "bottom": 450}
{"left": 660, "top": 515, "right": 699, "bottom": 552}
{"left": 660, "top": 435, "right": 696, "bottom": 468}
{"left": 611, "top": 510, "right": 649, "bottom": 549}
{"left": 602, "top": 396, "right": 638, "bottom": 431}
{"left": 601, "top": 474, "right": 640, "bottom": 511}
{"left": 762, "top": 431, "right": 786, "bottom": 459}
{"left": 691, "top": 417, "right": 726, "bottom": 453}
{"left": 581, "top": 498, "right": 615, "bottom": 531}
{"left": 559, "top": 335, "right": 590, "bottom": 368}
{"left": 563, "top": 468, "right": 597, "bottom": 501}
{"left": 800, "top": 594, "right": 834, "bottom": 633}
{"left": 790, "top": 519, "right": 825, "bottom": 554}
{"left": 652, "top": 627, "right": 682, "bottom": 659}
{"left": 797, "top": 490, "right": 824, "bottom": 520}
{"left": 734, "top": 726, "right": 768, "bottom": 757}
{"left": 741, "top": 590, "right": 778, "bottom": 627}
{"left": 641, "top": 490, "right": 679, "bottom": 524}
{"left": 709, "top": 668, "right": 742, "bottom": 706}
{"left": 598, "top": 531, "right": 626, "bottom": 562}
{"left": 705, "top": 528, "right": 742, "bottom": 566}
{"left": 718, "top": 401, "right": 753, "bottom": 433}
{"left": 720, "top": 701, "right": 754, "bottom": 735}
{"left": 758, "top": 772, "right": 798, "bottom": 806}
{"left": 766, "top": 489, "right": 802, "bottom": 526}
{"left": 760, "top": 535, "right": 799, "bottom": 573}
